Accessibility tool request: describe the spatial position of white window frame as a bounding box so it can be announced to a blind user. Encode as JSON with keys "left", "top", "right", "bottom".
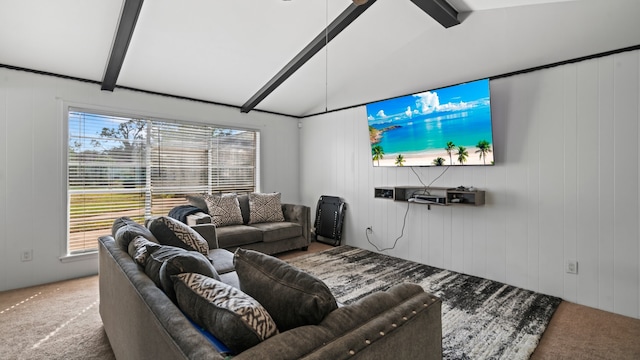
{"left": 62, "top": 104, "right": 260, "bottom": 260}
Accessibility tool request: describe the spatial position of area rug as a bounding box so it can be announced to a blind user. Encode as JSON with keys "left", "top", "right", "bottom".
{"left": 287, "top": 245, "right": 562, "bottom": 360}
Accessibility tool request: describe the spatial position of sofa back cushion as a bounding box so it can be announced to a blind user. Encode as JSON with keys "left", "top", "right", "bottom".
{"left": 237, "top": 194, "right": 251, "bottom": 225}
{"left": 234, "top": 248, "right": 338, "bottom": 331}
{"left": 186, "top": 194, "right": 208, "bottom": 212}
{"left": 112, "top": 217, "right": 158, "bottom": 251}
{"left": 127, "top": 236, "right": 157, "bottom": 266}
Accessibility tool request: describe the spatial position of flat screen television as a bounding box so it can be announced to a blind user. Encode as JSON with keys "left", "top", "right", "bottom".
{"left": 367, "top": 78, "right": 494, "bottom": 167}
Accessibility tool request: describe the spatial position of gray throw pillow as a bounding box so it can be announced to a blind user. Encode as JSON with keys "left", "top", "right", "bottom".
{"left": 147, "top": 216, "right": 209, "bottom": 256}
{"left": 234, "top": 248, "right": 338, "bottom": 331}
{"left": 159, "top": 250, "right": 220, "bottom": 303}
{"left": 203, "top": 193, "right": 244, "bottom": 227}
{"left": 127, "top": 236, "right": 157, "bottom": 266}
{"left": 144, "top": 244, "right": 188, "bottom": 289}
{"left": 173, "top": 273, "right": 279, "bottom": 354}
{"left": 112, "top": 217, "right": 158, "bottom": 250}
{"left": 248, "top": 192, "right": 285, "bottom": 224}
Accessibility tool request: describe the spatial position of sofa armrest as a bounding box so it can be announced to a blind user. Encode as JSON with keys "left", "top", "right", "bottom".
{"left": 191, "top": 224, "right": 219, "bottom": 249}
{"left": 186, "top": 212, "right": 212, "bottom": 226}
{"left": 281, "top": 203, "right": 311, "bottom": 242}
{"left": 236, "top": 283, "right": 442, "bottom": 360}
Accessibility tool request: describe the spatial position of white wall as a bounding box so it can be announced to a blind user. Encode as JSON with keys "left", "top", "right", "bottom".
{"left": 300, "top": 50, "right": 640, "bottom": 319}
{"left": 0, "top": 68, "right": 301, "bottom": 292}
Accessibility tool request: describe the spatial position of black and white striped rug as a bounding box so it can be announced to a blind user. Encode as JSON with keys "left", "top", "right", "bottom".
{"left": 287, "top": 245, "right": 562, "bottom": 360}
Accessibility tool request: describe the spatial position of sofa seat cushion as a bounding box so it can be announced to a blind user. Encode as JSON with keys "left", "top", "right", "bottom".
{"left": 207, "top": 248, "right": 235, "bottom": 275}
{"left": 249, "top": 222, "right": 302, "bottom": 243}
{"left": 216, "top": 225, "right": 263, "bottom": 248}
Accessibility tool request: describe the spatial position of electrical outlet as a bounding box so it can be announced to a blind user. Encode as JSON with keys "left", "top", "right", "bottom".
{"left": 21, "top": 249, "right": 33, "bottom": 262}
{"left": 566, "top": 259, "right": 578, "bottom": 274}
{"left": 366, "top": 226, "right": 373, "bottom": 233}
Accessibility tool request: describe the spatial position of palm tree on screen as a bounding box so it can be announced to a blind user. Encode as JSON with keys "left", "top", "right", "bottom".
{"left": 445, "top": 141, "right": 456, "bottom": 165}
{"left": 395, "top": 154, "right": 406, "bottom": 166}
{"left": 475, "top": 140, "right": 492, "bottom": 165}
{"left": 456, "top": 146, "right": 468, "bottom": 165}
{"left": 432, "top": 157, "right": 445, "bottom": 166}
{"left": 372, "top": 145, "right": 384, "bottom": 166}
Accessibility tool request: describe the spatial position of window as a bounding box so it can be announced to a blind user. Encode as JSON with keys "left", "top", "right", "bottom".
{"left": 67, "top": 109, "right": 258, "bottom": 254}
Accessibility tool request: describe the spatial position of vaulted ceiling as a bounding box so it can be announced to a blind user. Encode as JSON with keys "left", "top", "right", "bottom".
{"left": 1, "top": 0, "right": 639, "bottom": 118}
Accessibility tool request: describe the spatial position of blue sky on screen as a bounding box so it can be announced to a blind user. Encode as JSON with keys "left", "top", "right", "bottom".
{"left": 367, "top": 78, "right": 490, "bottom": 124}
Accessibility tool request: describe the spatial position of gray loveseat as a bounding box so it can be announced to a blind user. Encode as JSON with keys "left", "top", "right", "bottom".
{"left": 172, "top": 193, "right": 311, "bottom": 255}
{"left": 99, "top": 226, "right": 443, "bottom": 359}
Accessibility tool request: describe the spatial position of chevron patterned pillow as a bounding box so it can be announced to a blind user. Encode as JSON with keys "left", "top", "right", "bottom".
{"left": 248, "top": 192, "right": 285, "bottom": 224}
{"left": 173, "top": 273, "right": 278, "bottom": 354}
{"left": 147, "top": 216, "right": 209, "bottom": 256}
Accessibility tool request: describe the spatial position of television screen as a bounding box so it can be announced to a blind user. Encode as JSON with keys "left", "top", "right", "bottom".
{"left": 367, "top": 78, "right": 494, "bottom": 167}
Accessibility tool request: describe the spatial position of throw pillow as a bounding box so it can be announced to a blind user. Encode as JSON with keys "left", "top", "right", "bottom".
{"left": 173, "top": 273, "right": 279, "bottom": 354}
{"left": 147, "top": 216, "right": 209, "bottom": 256}
{"left": 144, "top": 243, "right": 188, "bottom": 288}
{"left": 112, "top": 217, "right": 158, "bottom": 250}
{"left": 248, "top": 192, "right": 285, "bottom": 224}
{"left": 203, "top": 193, "right": 244, "bottom": 227}
{"left": 127, "top": 236, "right": 157, "bottom": 266}
{"left": 234, "top": 248, "right": 338, "bottom": 331}
{"left": 159, "top": 250, "right": 220, "bottom": 303}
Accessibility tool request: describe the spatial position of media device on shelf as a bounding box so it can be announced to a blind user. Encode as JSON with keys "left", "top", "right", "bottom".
{"left": 367, "top": 78, "right": 495, "bottom": 167}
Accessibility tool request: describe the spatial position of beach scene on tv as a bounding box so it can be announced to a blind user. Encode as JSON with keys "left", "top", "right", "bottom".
{"left": 367, "top": 78, "right": 494, "bottom": 167}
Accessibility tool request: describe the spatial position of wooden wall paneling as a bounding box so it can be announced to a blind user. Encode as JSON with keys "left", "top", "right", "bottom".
{"left": 6, "top": 83, "right": 35, "bottom": 290}
{"left": 0, "top": 79, "right": 7, "bottom": 290}
{"left": 472, "top": 169, "right": 488, "bottom": 279}
{"left": 298, "top": 50, "right": 640, "bottom": 318}
{"left": 485, "top": 162, "right": 507, "bottom": 283}
{"left": 576, "top": 59, "right": 601, "bottom": 308}
{"left": 514, "top": 72, "right": 542, "bottom": 293}
{"left": 537, "top": 68, "right": 566, "bottom": 298}
{"left": 638, "top": 54, "right": 640, "bottom": 320}
{"left": 499, "top": 71, "right": 530, "bottom": 289}
{"left": 612, "top": 51, "right": 639, "bottom": 318}
{"left": 33, "top": 78, "right": 66, "bottom": 282}
{"left": 562, "top": 64, "right": 579, "bottom": 303}
{"left": 597, "top": 55, "right": 616, "bottom": 312}
{"left": 426, "top": 201, "right": 444, "bottom": 268}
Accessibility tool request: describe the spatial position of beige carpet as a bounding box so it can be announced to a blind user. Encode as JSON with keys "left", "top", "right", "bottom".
{"left": 531, "top": 301, "right": 640, "bottom": 360}
{"left": 0, "top": 275, "right": 114, "bottom": 360}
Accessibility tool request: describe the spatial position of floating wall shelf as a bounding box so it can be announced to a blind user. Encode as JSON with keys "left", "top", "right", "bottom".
{"left": 374, "top": 186, "right": 485, "bottom": 206}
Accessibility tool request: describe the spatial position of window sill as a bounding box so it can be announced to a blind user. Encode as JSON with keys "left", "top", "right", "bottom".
{"left": 59, "top": 251, "right": 98, "bottom": 263}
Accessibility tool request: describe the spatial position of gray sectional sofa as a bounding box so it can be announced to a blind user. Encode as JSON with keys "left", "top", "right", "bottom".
{"left": 173, "top": 193, "right": 311, "bottom": 255}
{"left": 99, "top": 217, "right": 444, "bottom": 359}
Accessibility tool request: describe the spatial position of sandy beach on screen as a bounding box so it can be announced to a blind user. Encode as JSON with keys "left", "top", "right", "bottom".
{"left": 373, "top": 146, "right": 493, "bottom": 167}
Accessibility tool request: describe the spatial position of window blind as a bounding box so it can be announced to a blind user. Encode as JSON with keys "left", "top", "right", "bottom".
{"left": 67, "top": 110, "right": 257, "bottom": 254}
